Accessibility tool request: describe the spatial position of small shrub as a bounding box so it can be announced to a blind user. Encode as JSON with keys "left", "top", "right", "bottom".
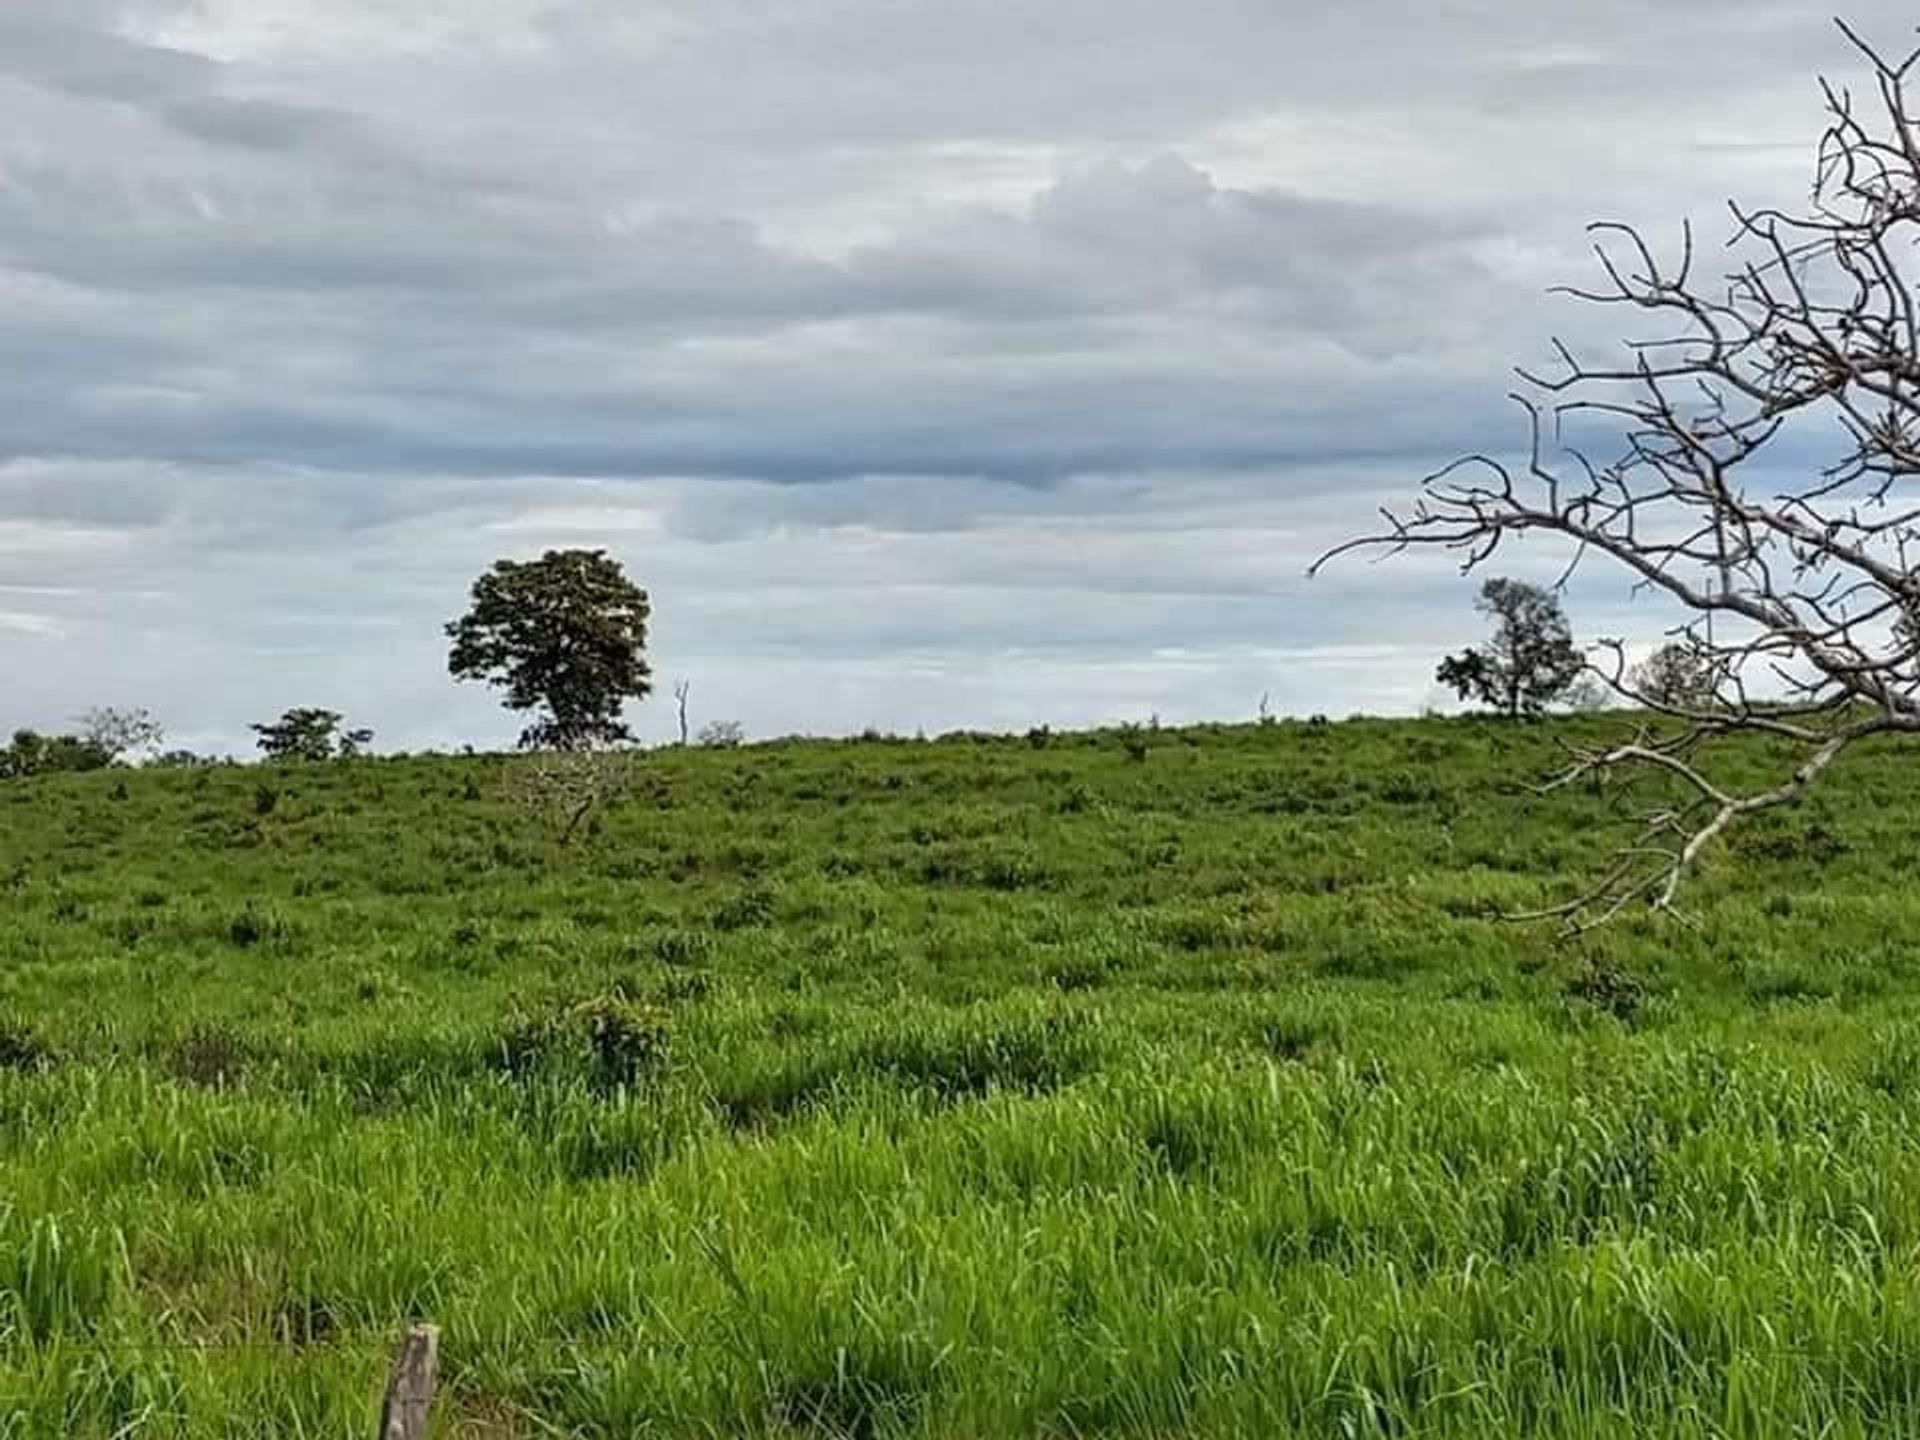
{"left": 1026, "top": 725, "right": 1052, "bottom": 750}
{"left": 1563, "top": 953, "right": 1648, "bottom": 1022}
{"left": 253, "top": 784, "right": 279, "bottom": 816}
{"left": 0, "top": 1017, "right": 52, "bottom": 1072}
{"left": 660, "top": 971, "right": 712, "bottom": 1004}
{"left": 166, "top": 1024, "right": 255, "bottom": 1087}
{"left": 227, "top": 904, "right": 289, "bottom": 948}
{"left": 712, "top": 886, "right": 776, "bottom": 931}
{"left": 655, "top": 929, "right": 715, "bottom": 967}
{"left": 819, "top": 851, "right": 864, "bottom": 879}
{"left": 979, "top": 850, "right": 1052, "bottom": 892}
{"left": 1377, "top": 770, "right": 1438, "bottom": 805}
{"left": 498, "top": 992, "right": 670, "bottom": 1096}
{"left": 1057, "top": 783, "right": 1094, "bottom": 815}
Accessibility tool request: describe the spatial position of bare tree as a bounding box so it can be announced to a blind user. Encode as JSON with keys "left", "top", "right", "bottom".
{"left": 696, "top": 720, "right": 745, "bottom": 748}
{"left": 673, "top": 680, "right": 691, "bottom": 746}
{"left": 1315, "top": 22, "right": 1920, "bottom": 929}
{"left": 505, "top": 746, "right": 634, "bottom": 846}
{"left": 76, "top": 707, "right": 164, "bottom": 764}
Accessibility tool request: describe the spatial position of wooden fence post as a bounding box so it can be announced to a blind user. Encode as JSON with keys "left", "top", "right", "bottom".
{"left": 379, "top": 1323, "right": 439, "bottom": 1440}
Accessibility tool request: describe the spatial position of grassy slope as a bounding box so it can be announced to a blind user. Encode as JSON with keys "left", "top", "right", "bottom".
{"left": 1, "top": 715, "right": 1918, "bottom": 1438}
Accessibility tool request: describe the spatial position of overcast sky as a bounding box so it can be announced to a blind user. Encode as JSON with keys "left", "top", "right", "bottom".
{"left": 1, "top": 2, "right": 1907, "bottom": 753}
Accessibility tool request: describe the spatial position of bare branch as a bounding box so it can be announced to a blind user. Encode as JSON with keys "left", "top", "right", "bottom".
{"left": 1315, "top": 20, "right": 1920, "bottom": 927}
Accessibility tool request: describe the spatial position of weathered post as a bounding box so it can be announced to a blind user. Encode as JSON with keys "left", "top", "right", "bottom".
{"left": 379, "top": 1323, "right": 439, "bottom": 1440}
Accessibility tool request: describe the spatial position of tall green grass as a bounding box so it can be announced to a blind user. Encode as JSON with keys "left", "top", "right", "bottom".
{"left": 0, "top": 716, "right": 1917, "bottom": 1435}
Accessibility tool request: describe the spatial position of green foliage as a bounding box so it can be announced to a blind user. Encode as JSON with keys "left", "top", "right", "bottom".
{"left": 498, "top": 990, "right": 671, "bottom": 1096}
{"left": 0, "top": 1017, "right": 50, "bottom": 1072}
{"left": 1438, "top": 576, "right": 1585, "bottom": 718}
{"left": 447, "top": 548, "right": 653, "bottom": 749}
{"left": 249, "top": 707, "right": 372, "bottom": 761}
{"left": 0, "top": 716, "right": 1913, "bottom": 1435}
{"left": 0, "top": 728, "right": 112, "bottom": 779}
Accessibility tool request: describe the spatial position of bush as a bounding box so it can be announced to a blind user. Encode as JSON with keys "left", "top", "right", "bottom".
{"left": 1562, "top": 954, "right": 1649, "bottom": 1022}
{"left": 166, "top": 1024, "right": 257, "bottom": 1087}
{"left": 228, "top": 904, "right": 289, "bottom": 948}
{"left": 0, "top": 1017, "right": 52, "bottom": 1072}
{"left": 0, "top": 729, "right": 112, "bottom": 780}
{"left": 498, "top": 992, "right": 671, "bottom": 1095}
{"left": 712, "top": 886, "right": 777, "bottom": 931}
{"left": 654, "top": 929, "right": 715, "bottom": 967}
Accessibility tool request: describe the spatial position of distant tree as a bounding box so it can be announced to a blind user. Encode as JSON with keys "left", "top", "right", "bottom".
{"left": 152, "top": 749, "right": 213, "bottom": 769}
{"left": 76, "top": 707, "right": 164, "bottom": 764}
{"left": 1629, "top": 639, "right": 1720, "bottom": 712}
{"left": 1562, "top": 675, "right": 1611, "bottom": 713}
{"left": 446, "top": 549, "right": 652, "bottom": 750}
{"left": 1435, "top": 578, "right": 1585, "bottom": 720}
{"left": 251, "top": 708, "right": 370, "bottom": 761}
{"left": 0, "top": 729, "right": 112, "bottom": 779}
{"left": 696, "top": 719, "right": 744, "bottom": 748}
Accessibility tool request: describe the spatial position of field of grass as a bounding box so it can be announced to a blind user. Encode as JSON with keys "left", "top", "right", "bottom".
{"left": 2, "top": 715, "right": 1919, "bottom": 1437}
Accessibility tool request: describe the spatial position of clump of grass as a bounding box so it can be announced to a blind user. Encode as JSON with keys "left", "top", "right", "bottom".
{"left": 164, "top": 1022, "right": 259, "bottom": 1087}
{"left": 1562, "top": 952, "right": 1651, "bottom": 1023}
{"left": 0, "top": 1016, "right": 53, "bottom": 1072}
{"left": 711, "top": 885, "right": 777, "bottom": 931}
{"left": 227, "top": 902, "right": 291, "bottom": 948}
{"left": 0, "top": 1215, "right": 128, "bottom": 1341}
{"left": 856, "top": 1004, "right": 1103, "bottom": 1100}
{"left": 498, "top": 990, "right": 671, "bottom": 1095}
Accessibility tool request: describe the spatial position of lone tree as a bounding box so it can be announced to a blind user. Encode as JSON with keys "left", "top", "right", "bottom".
{"left": 76, "top": 707, "right": 164, "bottom": 764}
{"left": 1316, "top": 21, "right": 1920, "bottom": 927}
{"left": 252, "top": 708, "right": 372, "bottom": 761}
{"left": 1436, "top": 578, "right": 1585, "bottom": 719}
{"left": 446, "top": 549, "right": 652, "bottom": 750}
{"left": 1632, "top": 640, "right": 1719, "bottom": 712}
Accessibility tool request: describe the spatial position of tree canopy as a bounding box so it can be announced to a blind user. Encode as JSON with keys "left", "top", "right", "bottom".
{"left": 1435, "top": 578, "right": 1585, "bottom": 720}
{"left": 446, "top": 549, "right": 653, "bottom": 750}
{"left": 252, "top": 708, "right": 372, "bottom": 761}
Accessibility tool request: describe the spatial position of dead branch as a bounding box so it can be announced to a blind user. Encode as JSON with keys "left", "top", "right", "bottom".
{"left": 1315, "top": 20, "right": 1920, "bottom": 929}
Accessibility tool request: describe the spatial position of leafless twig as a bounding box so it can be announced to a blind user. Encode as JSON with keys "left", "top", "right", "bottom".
{"left": 1314, "top": 21, "right": 1920, "bottom": 929}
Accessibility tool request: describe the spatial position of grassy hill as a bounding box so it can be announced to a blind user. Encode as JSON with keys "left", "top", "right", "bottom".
{"left": 2, "top": 715, "right": 1919, "bottom": 1437}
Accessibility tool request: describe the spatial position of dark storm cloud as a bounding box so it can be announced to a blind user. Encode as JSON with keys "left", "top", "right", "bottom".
{"left": 0, "top": 0, "right": 1911, "bottom": 748}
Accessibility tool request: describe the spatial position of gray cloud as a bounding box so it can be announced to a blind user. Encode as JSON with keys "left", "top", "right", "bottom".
{"left": 1, "top": 0, "right": 1910, "bottom": 749}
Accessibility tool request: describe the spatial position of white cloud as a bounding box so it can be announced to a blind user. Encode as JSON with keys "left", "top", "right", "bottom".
{"left": 0, "top": 0, "right": 1906, "bottom": 746}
